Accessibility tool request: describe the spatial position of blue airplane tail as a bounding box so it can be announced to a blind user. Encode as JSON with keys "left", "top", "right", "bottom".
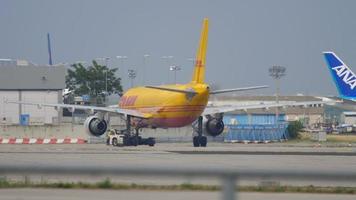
{"left": 323, "top": 51, "right": 356, "bottom": 100}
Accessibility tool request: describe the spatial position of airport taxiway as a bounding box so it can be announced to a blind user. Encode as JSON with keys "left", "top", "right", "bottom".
{"left": 1, "top": 143, "right": 356, "bottom": 187}
{"left": 1, "top": 188, "right": 355, "bottom": 200}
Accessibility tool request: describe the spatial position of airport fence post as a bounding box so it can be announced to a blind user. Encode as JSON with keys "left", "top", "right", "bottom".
{"left": 222, "top": 175, "right": 236, "bottom": 200}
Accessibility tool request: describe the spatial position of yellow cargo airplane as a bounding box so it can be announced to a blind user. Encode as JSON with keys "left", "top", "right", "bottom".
{"left": 7, "top": 18, "right": 329, "bottom": 147}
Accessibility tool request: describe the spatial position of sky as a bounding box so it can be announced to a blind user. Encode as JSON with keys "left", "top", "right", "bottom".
{"left": 1, "top": 0, "right": 356, "bottom": 95}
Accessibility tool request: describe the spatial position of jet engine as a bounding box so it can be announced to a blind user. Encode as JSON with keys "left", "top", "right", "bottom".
{"left": 84, "top": 116, "right": 108, "bottom": 137}
{"left": 203, "top": 117, "right": 224, "bottom": 137}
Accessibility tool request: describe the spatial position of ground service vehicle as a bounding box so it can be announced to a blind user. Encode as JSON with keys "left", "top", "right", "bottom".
{"left": 106, "top": 129, "right": 155, "bottom": 147}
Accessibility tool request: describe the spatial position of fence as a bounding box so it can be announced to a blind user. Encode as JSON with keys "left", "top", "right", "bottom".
{"left": 224, "top": 123, "right": 289, "bottom": 143}
{"left": 1, "top": 165, "right": 356, "bottom": 200}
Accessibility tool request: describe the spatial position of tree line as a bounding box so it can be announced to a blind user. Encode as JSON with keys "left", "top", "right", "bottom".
{"left": 65, "top": 60, "right": 123, "bottom": 105}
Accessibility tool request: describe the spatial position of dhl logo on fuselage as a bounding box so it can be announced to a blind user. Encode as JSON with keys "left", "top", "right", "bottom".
{"left": 195, "top": 60, "right": 203, "bottom": 67}
{"left": 332, "top": 65, "right": 356, "bottom": 90}
{"left": 119, "top": 95, "right": 138, "bottom": 107}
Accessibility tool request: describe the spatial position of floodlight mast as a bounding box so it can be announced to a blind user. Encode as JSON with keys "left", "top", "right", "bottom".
{"left": 128, "top": 69, "right": 137, "bottom": 88}
{"left": 161, "top": 56, "right": 174, "bottom": 83}
{"left": 143, "top": 54, "right": 150, "bottom": 85}
{"left": 269, "top": 66, "right": 286, "bottom": 123}
{"left": 95, "top": 57, "right": 110, "bottom": 105}
{"left": 116, "top": 56, "right": 128, "bottom": 89}
{"left": 169, "top": 65, "right": 181, "bottom": 84}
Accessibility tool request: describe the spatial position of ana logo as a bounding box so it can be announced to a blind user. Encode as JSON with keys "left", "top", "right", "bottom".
{"left": 332, "top": 65, "right": 356, "bottom": 90}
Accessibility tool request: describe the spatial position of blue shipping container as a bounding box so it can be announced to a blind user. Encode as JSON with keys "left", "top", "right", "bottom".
{"left": 225, "top": 123, "right": 289, "bottom": 142}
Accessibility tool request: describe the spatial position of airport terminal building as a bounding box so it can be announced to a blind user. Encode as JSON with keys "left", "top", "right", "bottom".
{"left": 0, "top": 59, "right": 66, "bottom": 125}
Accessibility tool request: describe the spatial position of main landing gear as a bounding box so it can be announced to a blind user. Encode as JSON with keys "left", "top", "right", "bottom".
{"left": 193, "top": 116, "right": 207, "bottom": 147}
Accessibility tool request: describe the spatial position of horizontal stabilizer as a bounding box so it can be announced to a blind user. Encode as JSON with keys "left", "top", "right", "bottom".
{"left": 145, "top": 86, "right": 198, "bottom": 95}
{"left": 210, "top": 85, "right": 268, "bottom": 94}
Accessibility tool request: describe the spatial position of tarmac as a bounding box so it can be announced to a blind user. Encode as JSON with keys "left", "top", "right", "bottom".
{"left": 0, "top": 143, "right": 356, "bottom": 187}
{"left": 1, "top": 189, "right": 355, "bottom": 200}
{"left": 1, "top": 142, "right": 356, "bottom": 199}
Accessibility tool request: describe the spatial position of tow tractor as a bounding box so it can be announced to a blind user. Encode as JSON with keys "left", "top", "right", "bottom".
{"left": 106, "top": 129, "right": 155, "bottom": 147}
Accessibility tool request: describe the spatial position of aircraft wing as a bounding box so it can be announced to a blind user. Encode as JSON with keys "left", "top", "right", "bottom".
{"left": 5, "top": 100, "right": 149, "bottom": 118}
{"left": 202, "top": 101, "right": 332, "bottom": 116}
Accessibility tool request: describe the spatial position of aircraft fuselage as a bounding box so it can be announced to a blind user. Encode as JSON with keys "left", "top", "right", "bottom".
{"left": 119, "top": 83, "right": 210, "bottom": 128}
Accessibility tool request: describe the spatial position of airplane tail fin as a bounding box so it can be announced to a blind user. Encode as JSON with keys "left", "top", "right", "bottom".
{"left": 191, "top": 18, "right": 209, "bottom": 84}
{"left": 323, "top": 51, "right": 356, "bottom": 100}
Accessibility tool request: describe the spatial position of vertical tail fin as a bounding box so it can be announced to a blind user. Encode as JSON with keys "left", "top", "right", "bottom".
{"left": 323, "top": 51, "right": 356, "bottom": 100}
{"left": 191, "top": 18, "right": 209, "bottom": 84}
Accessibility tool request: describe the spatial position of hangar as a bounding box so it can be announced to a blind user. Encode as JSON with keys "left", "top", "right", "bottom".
{"left": 0, "top": 59, "right": 65, "bottom": 125}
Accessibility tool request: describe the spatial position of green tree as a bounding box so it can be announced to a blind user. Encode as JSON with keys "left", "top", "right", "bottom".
{"left": 287, "top": 120, "right": 304, "bottom": 139}
{"left": 65, "top": 60, "right": 122, "bottom": 104}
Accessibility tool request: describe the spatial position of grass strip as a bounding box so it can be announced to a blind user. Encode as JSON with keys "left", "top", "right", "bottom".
{"left": 0, "top": 178, "right": 355, "bottom": 194}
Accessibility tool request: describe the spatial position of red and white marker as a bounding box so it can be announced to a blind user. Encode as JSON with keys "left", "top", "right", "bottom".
{"left": 0, "top": 138, "right": 86, "bottom": 144}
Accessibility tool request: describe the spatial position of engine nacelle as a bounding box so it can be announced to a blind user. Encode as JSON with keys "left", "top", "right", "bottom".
{"left": 203, "top": 117, "right": 224, "bottom": 137}
{"left": 84, "top": 116, "right": 108, "bottom": 137}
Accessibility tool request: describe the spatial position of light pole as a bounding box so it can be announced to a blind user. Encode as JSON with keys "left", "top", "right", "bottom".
{"left": 95, "top": 57, "right": 110, "bottom": 105}
{"left": 104, "top": 57, "right": 110, "bottom": 96}
{"left": 169, "top": 65, "right": 181, "bottom": 84}
{"left": 76, "top": 61, "right": 89, "bottom": 95}
{"left": 269, "top": 66, "right": 286, "bottom": 124}
{"left": 128, "top": 69, "right": 137, "bottom": 88}
{"left": 116, "top": 56, "right": 128, "bottom": 88}
{"left": 143, "top": 54, "right": 150, "bottom": 85}
{"left": 161, "top": 56, "right": 174, "bottom": 83}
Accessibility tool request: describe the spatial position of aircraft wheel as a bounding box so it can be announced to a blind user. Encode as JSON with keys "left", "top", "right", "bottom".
{"left": 200, "top": 136, "right": 207, "bottom": 147}
{"left": 193, "top": 136, "right": 200, "bottom": 147}
{"left": 112, "top": 138, "right": 118, "bottom": 146}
